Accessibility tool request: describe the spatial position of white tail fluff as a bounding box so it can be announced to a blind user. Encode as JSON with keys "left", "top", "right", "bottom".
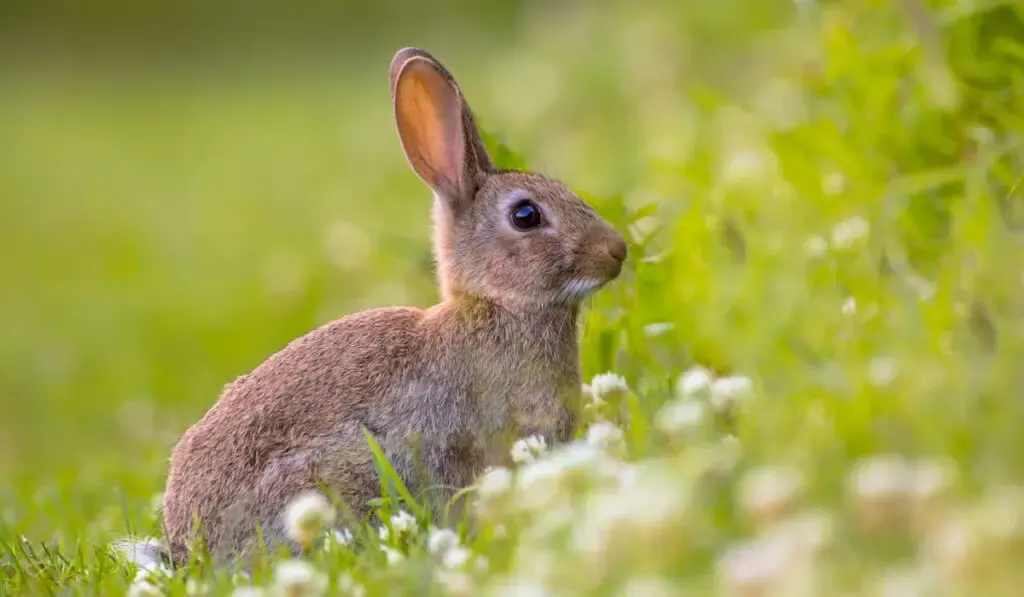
{"left": 111, "top": 537, "right": 172, "bottom": 571}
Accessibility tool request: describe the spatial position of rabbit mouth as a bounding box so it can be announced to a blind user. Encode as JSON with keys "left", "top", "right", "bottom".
{"left": 551, "top": 278, "right": 605, "bottom": 305}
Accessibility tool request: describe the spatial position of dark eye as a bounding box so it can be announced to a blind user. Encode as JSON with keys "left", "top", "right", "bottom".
{"left": 510, "top": 200, "right": 543, "bottom": 230}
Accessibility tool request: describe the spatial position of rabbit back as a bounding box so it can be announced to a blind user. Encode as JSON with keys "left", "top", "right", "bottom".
{"left": 162, "top": 306, "right": 452, "bottom": 561}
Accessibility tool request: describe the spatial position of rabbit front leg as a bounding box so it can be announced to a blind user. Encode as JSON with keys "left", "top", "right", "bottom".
{"left": 506, "top": 382, "right": 581, "bottom": 446}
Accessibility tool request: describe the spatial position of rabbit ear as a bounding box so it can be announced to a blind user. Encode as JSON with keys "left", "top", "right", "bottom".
{"left": 391, "top": 48, "right": 495, "bottom": 208}
{"left": 390, "top": 47, "right": 435, "bottom": 97}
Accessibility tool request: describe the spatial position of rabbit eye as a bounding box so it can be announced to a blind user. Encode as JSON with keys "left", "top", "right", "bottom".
{"left": 510, "top": 200, "right": 543, "bottom": 230}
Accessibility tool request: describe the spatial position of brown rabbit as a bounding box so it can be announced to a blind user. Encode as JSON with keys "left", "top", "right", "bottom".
{"left": 141, "top": 47, "right": 626, "bottom": 566}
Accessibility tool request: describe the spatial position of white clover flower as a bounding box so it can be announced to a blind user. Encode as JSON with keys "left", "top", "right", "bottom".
{"left": 716, "top": 435, "right": 744, "bottom": 472}
{"left": 435, "top": 569, "right": 473, "bottom": 595}
{"left": 737, "top": 465, "right": 805, "bottom": 525}
{"left": 616, "top": 463, "right": 639, "bottom": 489}
{"left": 477, "top": 466, "right": 514, "bottom": 498}
{"left": 381, "top": 545, "right": 405, "bottom": 565}
{"left": 969, "top": 125, "right": 995, "bottom": 145}
{"left": 676, "top": 365, "right": 714, "bottom": 398}
{"left": 230, "top": 587, "right": 265, "bottom": 597}
{"left": 643, "top": 322, "right": 675, "bottom": 337}
{"left": 656, "top": 399, "right": 706, "bottom": 436}
{"left": 582, "top": 393, "right": 607, "bottom": 418}
{"left": 283, "top": 490, "right": 335, "bottom": 547}
{"left": 547, "top": 440, "right": 603, "bottom": 472}
{"left": 427, "top": 527, "right": 461, "bottom": 555}
{"left": 524, "top": 438, "right": 625, "bottom": 496}
{"left": 516, "top": 459, "right": 565, "bottom": 511}
{"left": 849, "top": 455, "right": 911, "bottom": 501}
{"left": 132, "top": 560, "right": 169, "bottom": 584}
{"left": 911, "top": 459, "right": 958, "bottom": 504}
{"left": 585, "top": 421, "right": 626, "bottom": 455}
{"left": 273, "top": 560, "right": 327, "bottom": 597}
{"left": 848, "top": 454, "right": 912, "bottom": 532}
{"left": 909, "top": 462, "right": 954, "bottom": 536}
{"left": 511, "top": 435, "right": 548, "bottom": 464}
{"left": 831, "top": 216, "right": 870, "bottom": 249}
{"left": 588, "top": 372, "right": 630, "bottom": 401}
{"left": 771, "top": 509, "right": 836, "bottom": 555}
{"left": 324, "top": 528, "right": 353, "bottom": 552}
{"left": 130, "top": 558, "right": 171, "bottom": 597}
{"left": 186, "top": 579, "right": 210, "bottom": 596}
{"left": 921, "top": 516, "right": 977, "bottom": 576}
{"left": 526, "top": 501, "right": 576, "bottom": 541}
{"left": 868, "top": 357, "right": 898, "bottom": 388}
{"left": 804, "top": 235, "right": 829, "bottom": 258}
{"left": 821, "top": 172, "right": 846, "bottom": 195}
{"left": 574, "top": 462, "right": 692, "bottom": 561}
{"left": 560, "top": 444, "right": 627, "bottom": 491}
{"left": 842, "top": 297, "right": 857, "bottom": 316}
{"left": 715, "top": 533, "right": 804, "bottom": 597}
{"left": 337, "top": 573, "right": 366, "bottom": 597}
{"left": 379, "top": 511, "right": 417, "bottom": 543}
{"left": 709, "top": 375, "right": 754, "bottom": 413}
{"left": 442, "top": 546, "right": 473, "bottom": 569}
{"left": 116, "top": 537, "right": 169, "bottom": 575}
{"left": 390, "top": 510, "right": 417, "bottom": 534}
{"left": 509, "top": 542, "right": 561, "bottom": 586}
{"left": 127, "top": 578, "right": 163, "bottom": 597}
{"left": 719, "top": 144, "right": 779, "bottom": 187}
{"left": 906, "top": 275, "right": 937, "bottom": 302}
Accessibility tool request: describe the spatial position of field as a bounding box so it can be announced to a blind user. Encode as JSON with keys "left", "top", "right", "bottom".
{"left": 3, "top": 0, "right": 1024, "bottom": 595}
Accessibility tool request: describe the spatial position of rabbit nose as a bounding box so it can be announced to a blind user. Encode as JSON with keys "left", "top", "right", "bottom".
{"left": 605, "top": 235, "right": 628, "bottom": 263}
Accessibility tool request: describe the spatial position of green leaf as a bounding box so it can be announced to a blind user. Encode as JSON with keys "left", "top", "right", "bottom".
{"left": 477, "top": 125, "right": 529, "bottom": 171}
{"left": 361, "top": 427, "right": 425, "bottom": 521}
{"left": 626, "top": 202, "right": 660, "bottom": 225}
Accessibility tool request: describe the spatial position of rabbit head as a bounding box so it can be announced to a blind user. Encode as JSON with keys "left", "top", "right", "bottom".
{"left": 390, "top": 48, "right": 627, "bottom": 308}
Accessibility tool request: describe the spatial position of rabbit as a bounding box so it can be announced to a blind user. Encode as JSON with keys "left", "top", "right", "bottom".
{"left": 134, "top": 47, "right": 627, "bottom": 567}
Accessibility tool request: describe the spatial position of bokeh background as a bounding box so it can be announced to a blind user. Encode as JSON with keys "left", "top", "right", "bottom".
{"left": 0, "top": 0, "right": 796, "bottom": 507}
{"left": 3, "top": 0, "right": 1024, "bottom": 592}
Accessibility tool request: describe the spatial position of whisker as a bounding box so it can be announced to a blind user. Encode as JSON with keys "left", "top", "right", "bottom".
{"left": 548, "top": 278, "right": 604, "bottom": 306}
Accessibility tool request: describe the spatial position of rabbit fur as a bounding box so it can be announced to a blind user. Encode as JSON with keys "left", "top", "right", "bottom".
{"left": 133, "top": 47, "right": 628, "bottom": 567}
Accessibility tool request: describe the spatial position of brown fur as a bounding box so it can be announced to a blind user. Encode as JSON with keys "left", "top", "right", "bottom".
{"left": 161, "top": 47, "right": 627, "bottom": 565}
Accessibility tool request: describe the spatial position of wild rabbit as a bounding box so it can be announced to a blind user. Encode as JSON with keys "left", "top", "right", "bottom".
{"left": 142, "top": 47, "right": 627, "bottom": 566}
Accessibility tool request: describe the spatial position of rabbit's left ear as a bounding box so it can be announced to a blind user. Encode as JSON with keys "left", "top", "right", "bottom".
{"left": 390, "top": 48, "right": 494, "bottom": 210}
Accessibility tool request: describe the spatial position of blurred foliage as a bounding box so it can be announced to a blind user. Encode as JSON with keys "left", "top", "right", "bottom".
{"left": 2, "top": 0, "right": 1024, "bottom": 594}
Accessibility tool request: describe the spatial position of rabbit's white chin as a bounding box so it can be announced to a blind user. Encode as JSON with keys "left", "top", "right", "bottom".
{"left": 550, "top": 278, "right": 605, "bottom": 305}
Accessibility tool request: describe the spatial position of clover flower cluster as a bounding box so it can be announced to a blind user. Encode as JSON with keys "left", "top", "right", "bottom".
{"left": 124, "top": 368, "right": 1024, "bottom": 597}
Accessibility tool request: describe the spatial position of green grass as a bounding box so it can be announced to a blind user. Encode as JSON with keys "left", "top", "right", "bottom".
{"left": 2, "top": 0, "right": 1024, "bottom": 595}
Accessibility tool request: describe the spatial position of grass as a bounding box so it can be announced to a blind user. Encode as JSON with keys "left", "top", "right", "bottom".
{"left": 2, "top": 0, "right": 1024, "bottom": 595}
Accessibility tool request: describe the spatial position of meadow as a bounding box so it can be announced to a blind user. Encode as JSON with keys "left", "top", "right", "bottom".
{"left": 2, "top": 0, "right": 1024, "bottom": 595}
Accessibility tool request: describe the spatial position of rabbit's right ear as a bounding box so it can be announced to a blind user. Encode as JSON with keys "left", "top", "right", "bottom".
{"left": 391, "top": 49, "right": 492, "bottom": 209}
